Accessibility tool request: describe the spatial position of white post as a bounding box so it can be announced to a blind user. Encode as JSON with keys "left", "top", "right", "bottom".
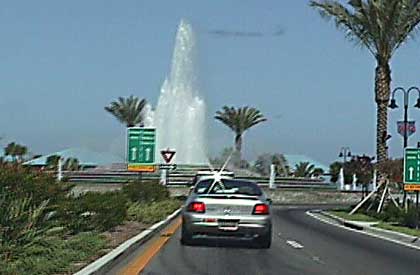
{"left": 269, "top": 164, "right": 276, "bottom": 189}
{"left": 160, "top": 169, "right": 167, "bottom": 186}
{"left": 372, "top": 170, "right": 377, "bottom": 191}
{"left": 338, "top": 167, "right": 345, "bottom": 191}
{"left": 57, "top": 157, "right": 63, "bottom": 182}
{"left": 352, "top": 174, "right": 357, "bottom": 191}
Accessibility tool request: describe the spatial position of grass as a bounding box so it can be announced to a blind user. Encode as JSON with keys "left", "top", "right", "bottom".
{"left": 375, "top": 223, "right": 420, "bottom": 237}
{"left": 328, "top": 210, "right": 378, "bottom": 222}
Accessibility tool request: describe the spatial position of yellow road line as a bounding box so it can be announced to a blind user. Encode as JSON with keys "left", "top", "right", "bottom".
{"left": 119, "top": 218, "right": 182, "bottom": 275}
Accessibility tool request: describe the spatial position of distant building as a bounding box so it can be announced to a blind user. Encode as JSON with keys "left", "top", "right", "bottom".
{"left": 23, "top": 148, "right": 124, "bottom": 169}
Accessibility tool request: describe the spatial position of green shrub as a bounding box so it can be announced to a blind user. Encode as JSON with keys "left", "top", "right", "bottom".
{"left": 122, "top": 181, "right": 170, "bottom": 203}
{"left": 56, "top": 191, "right": 127, "bottom": 233}
{"left": 373, "top": 203, "right": 404, "bottom": 223}
{"left": 0, "top": 192, "right": 57, "bottom": 262}
{"left": 0, "top": 164, "right": 73, "bottom": 208}
{"left": 0, "top": 233, "right": 107, "bottom": 275}
{"left": 127, "top": 199, "right": 182, "bottom": 224}
{"left": 401, "top": 207, "right": 419, "bottom": 229}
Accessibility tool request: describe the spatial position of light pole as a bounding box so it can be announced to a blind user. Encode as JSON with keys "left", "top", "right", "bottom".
{"left": 389, "top": 86, "right": 420, "bottom": 148}
{"left": 338, "top": 147, "right": 352, "bottom": 164}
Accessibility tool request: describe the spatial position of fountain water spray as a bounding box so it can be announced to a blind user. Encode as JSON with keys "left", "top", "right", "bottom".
{"left": 145, "top": 19, "right": 207, "bottom": 164}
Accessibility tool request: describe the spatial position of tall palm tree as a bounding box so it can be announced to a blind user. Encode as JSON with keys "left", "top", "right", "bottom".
{"left": 105, "top": 95, "right": 147, "bottom": 127}
{"left": 310, "top": 0, "right": 420, "bottom": 164}
{"left": 215, "top": 106, "right": 266, "bottom": 162}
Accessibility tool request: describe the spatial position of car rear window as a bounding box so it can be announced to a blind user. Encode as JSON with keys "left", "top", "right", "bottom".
{"left": 194, "top": 179, "right": 262, "bottom": 196}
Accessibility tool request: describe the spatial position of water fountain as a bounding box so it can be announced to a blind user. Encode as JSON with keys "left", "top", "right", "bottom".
{"left": 145, "top": 19, "right": 207, "bottom": 164}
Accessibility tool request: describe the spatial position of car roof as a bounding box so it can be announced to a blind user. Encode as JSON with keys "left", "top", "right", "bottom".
{"left": 197, "top": 175, "right": 234, "bottom": 181}
{"left": 196, "top": 170, "right": 234, "bottom": 175}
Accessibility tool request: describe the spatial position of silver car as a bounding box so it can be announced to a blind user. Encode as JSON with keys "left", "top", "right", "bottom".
{"left": 181, "top": 176, "right": 272, "bottom": 248}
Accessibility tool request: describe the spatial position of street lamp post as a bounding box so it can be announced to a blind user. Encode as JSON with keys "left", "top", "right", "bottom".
{"left": 338, "top": 147, "right": 352, "bottom": 189}
{"left": 389, "top": 86, "right": 420, "bottom": 148}
{"left": 338, "top": 147, "right": 352, "bottom": 164}
{"left": 389, "top": 86, "right": 420, "bottom": 209}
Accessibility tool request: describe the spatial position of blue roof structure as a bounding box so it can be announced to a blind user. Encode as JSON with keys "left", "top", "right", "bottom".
{"left": 284, "top": 154, "right": 329, "bottom": 172}
{"left": 23, "top": 148, "right": 124, "bottom": 167}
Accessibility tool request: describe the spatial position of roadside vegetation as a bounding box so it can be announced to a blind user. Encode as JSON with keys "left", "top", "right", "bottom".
{"left": 330, "top": 203, "right": 420, "bottom": 237}
{"left": 0, "top": 163, "right": 181, "bottom": 274}
{"left": 329, "top": 210, "right": 377, "bottom": 222}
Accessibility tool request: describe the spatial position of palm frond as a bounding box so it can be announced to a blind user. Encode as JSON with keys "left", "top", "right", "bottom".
{"left": 105, "top": 95, "right": 147, "bottom": 127}
{"left": 310, "top": 0, "right": 420, "bottom": 63}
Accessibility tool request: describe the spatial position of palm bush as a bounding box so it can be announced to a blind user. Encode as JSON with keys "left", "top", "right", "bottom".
{"left": 0, "top": 193, "right": 54, "bottom": 261}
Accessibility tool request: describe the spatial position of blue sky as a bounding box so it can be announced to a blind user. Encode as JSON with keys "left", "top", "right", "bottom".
{"left": 1, "top": 0, "right": 419, "bottom": 165}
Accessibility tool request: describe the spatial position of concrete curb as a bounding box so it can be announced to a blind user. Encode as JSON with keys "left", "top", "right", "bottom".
{"left": 317, "top": 210, "right": 419, "bottom": 245}
{"left": 74, "top": 208, "right": 182, "bottom": 275}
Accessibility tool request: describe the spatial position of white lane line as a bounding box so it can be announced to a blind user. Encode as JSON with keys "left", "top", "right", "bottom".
{"left": 286, "top": 240, "right": 304, "bottom": 249}
{"left": 306, "top": 210, "right": 420, "bottom": 252}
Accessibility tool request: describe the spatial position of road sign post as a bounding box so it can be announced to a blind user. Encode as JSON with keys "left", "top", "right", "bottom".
{"left": 127, "top": 127, "right": 156, "bottom": 172}
{"left": 403, "top": 148, "right": 420, "bottom": 191}
{"left": 404, "top": 148, "right": 420, "bottom": 228}
{"left": 159, "top": 149, "right": 176, "bottom": 185}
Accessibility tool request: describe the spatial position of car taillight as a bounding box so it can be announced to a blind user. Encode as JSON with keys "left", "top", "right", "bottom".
{"left": 187, "top": 202, "right": 206, "bottom": 213}
{"left": 253, "top": 204, "right": 269, "bottom": 215}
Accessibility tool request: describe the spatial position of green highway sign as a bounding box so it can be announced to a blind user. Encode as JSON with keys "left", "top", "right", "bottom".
{"left": 404, "top": 148, "right": 420, "bottom": 191}
{"left": 127, "top": 127, "right": 156, "bottom": 172}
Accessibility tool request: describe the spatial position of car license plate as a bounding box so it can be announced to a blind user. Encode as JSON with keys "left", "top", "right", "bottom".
{"left": 218, "top": 219, "right": 238, "bottom": 229}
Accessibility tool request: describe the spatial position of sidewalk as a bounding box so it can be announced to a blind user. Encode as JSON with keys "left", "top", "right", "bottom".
{"left": 310, "top": 210, "right": 420, "bottom": 250}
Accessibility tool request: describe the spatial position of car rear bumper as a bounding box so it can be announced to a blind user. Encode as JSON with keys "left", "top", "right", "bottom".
{"left": 182, "top": 212, "right": 271, "bottom": 238}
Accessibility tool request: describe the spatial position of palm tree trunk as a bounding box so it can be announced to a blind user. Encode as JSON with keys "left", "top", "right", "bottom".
{"left": 234, "top": 134, "right": 242, "bottom": 165}
{"left": 375, "top": 63, "right": 391, "bottom": 164}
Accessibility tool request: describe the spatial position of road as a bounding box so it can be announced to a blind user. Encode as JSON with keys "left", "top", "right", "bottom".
{"left": 110, "top": 205, "right": 420, "bottom": 275}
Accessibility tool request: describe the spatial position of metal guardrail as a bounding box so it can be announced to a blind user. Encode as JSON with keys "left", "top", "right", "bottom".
{"left": 63, "top": 171, "right": 333, "bottom": 189}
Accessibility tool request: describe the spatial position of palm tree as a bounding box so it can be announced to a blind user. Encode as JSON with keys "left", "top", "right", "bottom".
{"left": 46, "top": 155, "right": 60, "bottom": 170}
{"left": 4, "top": 142, "right": 17, "bottom": 160}
{"left": 105, "top": 95, "right": 147, "bottom": 127}
{"left": 215, "top": 106, "right": 267, "bottom": 162}
{"left": 294, "top": 162, "right": 316, "bottom": 177}
{"left": 310, "top": 0, "right": 420, "bottom": 164}
{"left": 63, "top": 158, "right": 79, "bottom": 171}
{"left": 15, "top": 145, "right": 28, "bottom": 162}
{"left": 4, "top": 142, "right": 27, "bottom": 162}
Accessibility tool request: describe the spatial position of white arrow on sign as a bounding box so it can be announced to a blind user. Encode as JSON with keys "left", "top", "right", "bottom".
{"left": 145, "top": 148, "right": 151, "bottom": 161}
{"left": 409, "top": 166, "right": 414, "bottom": 180}
{"left": 131, "top": 147, "right": 137, "bottom": 161}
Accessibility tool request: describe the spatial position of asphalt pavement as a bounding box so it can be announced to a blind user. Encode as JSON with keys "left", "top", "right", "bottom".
{"left": 110, "top": 205, "right": 420, "bottom": 275}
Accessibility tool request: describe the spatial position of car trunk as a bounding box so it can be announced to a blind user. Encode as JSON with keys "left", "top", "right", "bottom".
{"left": 197, "top": 195, "right": 260, "bottom": 216}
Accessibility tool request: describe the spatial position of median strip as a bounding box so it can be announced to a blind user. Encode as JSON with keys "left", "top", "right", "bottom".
{"left": 120, "top": 218, "right": 182, "bottom": 275}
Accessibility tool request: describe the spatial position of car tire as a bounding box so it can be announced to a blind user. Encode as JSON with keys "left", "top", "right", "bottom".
{"left": 180, "top": 224, "right": 193, "bottom": 246}
{"left": 256, "top": 228, "right": 272, "bottom": 249}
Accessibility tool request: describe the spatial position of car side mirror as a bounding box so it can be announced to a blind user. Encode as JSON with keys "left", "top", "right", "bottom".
{"left": 266, "top": 198, "right": 272, "bottom": 205}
